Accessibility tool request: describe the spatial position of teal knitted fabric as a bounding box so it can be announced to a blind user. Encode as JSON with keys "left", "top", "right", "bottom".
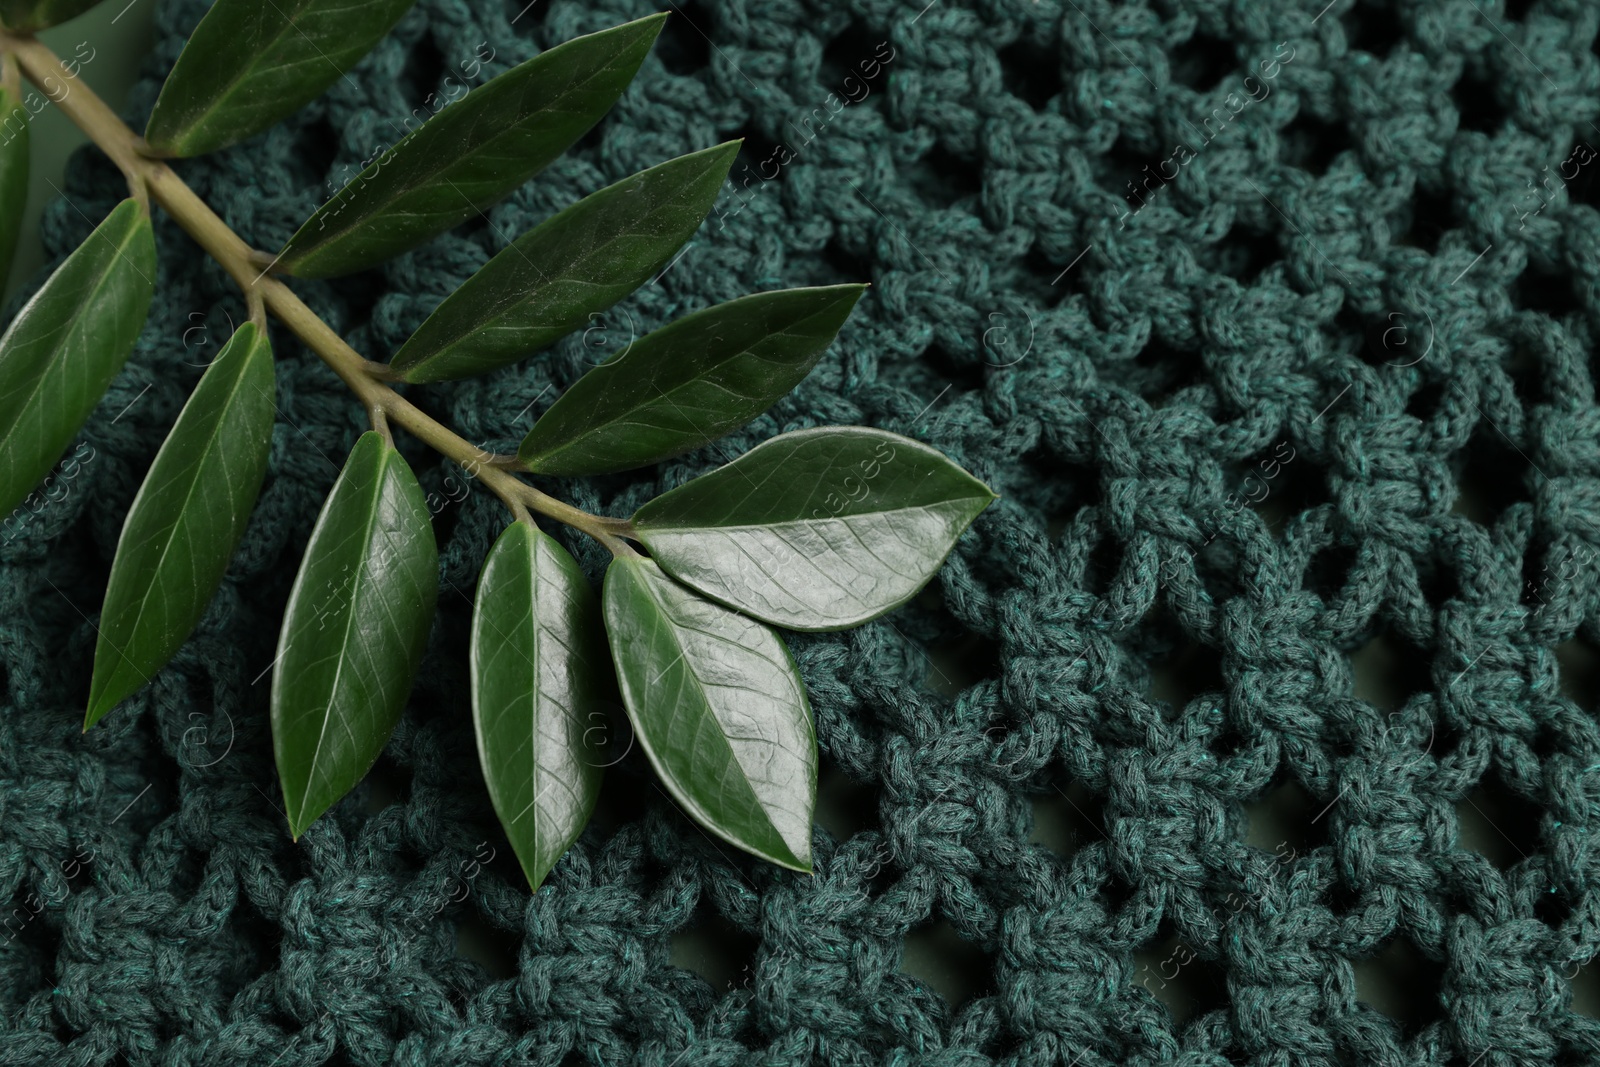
{"left": 5, "top": 0, "right": 1600, "bottom": 1063}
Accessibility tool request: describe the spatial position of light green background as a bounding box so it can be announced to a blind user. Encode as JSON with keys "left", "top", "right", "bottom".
{"left": 6, "top": 0, "right": 154, "bottom": 304}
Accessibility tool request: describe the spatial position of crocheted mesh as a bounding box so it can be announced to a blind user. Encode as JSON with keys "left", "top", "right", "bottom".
{"left": 4, "top": 0, "right": 1599, "bottom": 1063}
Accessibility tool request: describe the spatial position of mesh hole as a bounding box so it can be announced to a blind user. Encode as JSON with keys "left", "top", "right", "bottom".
{"left": 998, "top": 37, "right": 1061, "bottom": 111}
{"left": 1350, "top": 630, "right": 1432, "bottom": 714}
{"left": 1456, "top": 773, "right": 1540, "bottom": 871}
{"left": 656, "top": 0, "right": 713, "bottom": 75}
{"left": 901, "top": 919, "right": 993, "bottom": 1007}
{"left": 1452, "top": 70, "right": 1507, "bottom": 134}
{"left": 1353, "top": 935, "right": 1444, "bottom": 1033}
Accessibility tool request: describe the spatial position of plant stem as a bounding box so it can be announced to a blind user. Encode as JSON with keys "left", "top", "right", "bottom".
{"left": 0, "top": 32, "right": 629, "bottom": 550}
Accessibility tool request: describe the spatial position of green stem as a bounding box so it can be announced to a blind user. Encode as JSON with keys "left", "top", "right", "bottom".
{"left": 0, "top": 31, "right": 630, "bottom": 551}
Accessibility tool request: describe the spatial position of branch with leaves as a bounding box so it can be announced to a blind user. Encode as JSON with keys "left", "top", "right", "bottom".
{"left": 0, "top": 0, "right": 994, "bottom": 887}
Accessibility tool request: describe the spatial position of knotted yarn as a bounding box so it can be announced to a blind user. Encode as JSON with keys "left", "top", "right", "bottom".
{"left": 2, "top": 0, "right": 1599, "bottom": 1064}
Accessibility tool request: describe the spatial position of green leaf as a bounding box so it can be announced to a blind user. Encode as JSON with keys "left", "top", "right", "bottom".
{"left": 86, "top": 322, "right": 276, "bottom": 728}
{"left": 0, "top": 85, "right": 30, "bottom": 296}
{"left": 277, "top": 13, "right": 667, "bottom": 279}
{"left": 517, "top": 285, "right": 866, "bottom": 476}
{"left": 0, "top": 197, "right": 154, "bottom": 521}
{"left": 602, "top": 555, "right": 815, "bottom": 871}
{"left": 471, "top": 521, "right": 607, "bottom": 891}
{"left": 0, "top": 0, "right": 102, "bottom": 31}
{"left": 391, "top": 141, "right": 741, "bottom": 383}
{"left": 272, "top": 430, "right": 438, "bottom": 838}
{"left": 144, "top": 0, "right": 416, "bottom": 157}
{"left": 630, "top": 427, "right": 996, "bottom": 631}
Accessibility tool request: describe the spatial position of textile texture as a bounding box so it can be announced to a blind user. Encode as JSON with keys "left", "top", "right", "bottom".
{"left": 4, "top": 0, "right": 1600, "bottom": 1063}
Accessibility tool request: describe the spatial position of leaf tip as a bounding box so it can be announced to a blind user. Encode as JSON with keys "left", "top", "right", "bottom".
{"left": 521, "top": 863, "right": 552, "bottom": 894}
{"left": 780, "top": 850, "right": 813, "bottom": 875}
{"left": 633, "top": 10, "right": 671, "bottom": 38}
{"left": 714, "top": 138, "right": 745, "bottom": 164}
{"left": 770, "top": 833, "right": 813, "bottom": 874}
{"left": 83, "top": 685, "right": 119, "bottom": 733}
{"left": 282, "top": 790, "right": 308, "bottom": 841}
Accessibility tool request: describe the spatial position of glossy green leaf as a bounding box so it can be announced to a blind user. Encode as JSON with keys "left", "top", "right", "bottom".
{"left": 0, "top": 0, "right": 102, "bottom": 31}
{"left": 391, "top": 141, "right": 741, "bottom": 383}
{"left": 144, "top": 0, "right": 415, "bottom": 157}
{"left": 0, "top": 85, "right": 30, "bottom": 296}
{"left": 630, "top": 427, "right": 996, "bottom": 630}
{"left": 0, "top": 198, "right": 154, "bottom": 520}
{"left": 471, "top": 521, "right": 607, "bottom": 891}
{"left": 87, "top": 323, "right": 276, "bottom": 728}
{"left": 273, "top": 431, "right": 438, "bottom": 838}
{"left": 603, "top": 555, "right": 815, "bottom": 871}
{"left": 277, "top": 13, "right": 667, "bottom": 279}
{"left": 518, "top": 285, "right": 866, "bottom": 476}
